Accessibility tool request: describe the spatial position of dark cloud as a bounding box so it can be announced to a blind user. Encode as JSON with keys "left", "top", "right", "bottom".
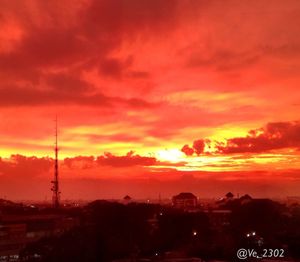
{"left": 0, "top": 151, "right": 159, "bottom": 180}
{"left": 46, "top": 73, "right": 93, "bottom": 93}
{"left": 83, "top": 0, "right": 178, "bottom": 37}
{"left": 0, "top": 0, "right": 179, "bottom": 79}
{"left": 193, "top": 139, "right": 206, "bottom": 155}
{"left": 97, "top": 56, "right": 135, "bottom": 79}
{"left": 181, "top": 139, "right": 209, "bottom": 156}
{"left": 0, "top": 1, "right": 166, "bottom": 109}
{"left": 0, "top": 155, "right": 52, "bottom": 178}
{"left": 186, "top": 49, "right": 261, "bottom": 71}
{"left": 64, "top": 151, "right": 159, "bottom": 169}
{"left": 182, "top": 121, "right": 300, "bottom": 155}
{"left": 0, "top": 28, "right": 89, "bottom": 81}
{"left": 127, "top": 71, "right": 150, "bottom": 79}
{"left": 181, "top": 144, "right": 194, "bottom": 156}
{"left": 64, "top": 156, "right": 95, "bottom": 169}
{"left": 217, "top": 121, "right": 300, "bottom": 154}
{"left": 186, "top": 42, "right": 300, "bottom": 72}
{"left": 96, "top": 151, "right": 157, "bottom": 167}
{"left": 0, "top": 0, "right": 181, "bottom": 109}
{"left": 0, "top": 84, "right": 156, "bottom": 109}
{"left": 0, "top": 152, "right": 158, "bottom": 178}
{"left": 0, "top": 85, "right": 110, "bottom": 107}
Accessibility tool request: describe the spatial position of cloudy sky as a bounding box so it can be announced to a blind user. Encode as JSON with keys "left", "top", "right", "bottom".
{"left": 0, "top": 0, "right": 300, "bottom": 200}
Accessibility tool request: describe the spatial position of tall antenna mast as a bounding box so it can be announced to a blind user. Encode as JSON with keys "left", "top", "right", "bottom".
{"left": 51, "top": 116, "right": 60, "bottom": 208}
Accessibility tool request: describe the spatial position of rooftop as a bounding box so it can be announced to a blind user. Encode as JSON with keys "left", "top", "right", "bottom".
{"left": 173, "top": 192, "right": 197, "bottom": 200}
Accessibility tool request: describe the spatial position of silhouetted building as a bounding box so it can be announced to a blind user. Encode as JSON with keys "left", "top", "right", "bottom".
{"left": 216, "top": 192, "right": 235, "bottom": 207}
{"left": 0, "top": 214, "right": 79, "bottom": 257}
{"left": 204, "top": 209, "right": 232, "bottom": 230}
{"left": 123, "top": 195, "right": 132, "bottom": 204}
{"left": 172, "top": 192, "right": 197, "bottom": 209}
{"left": 225, "top": 192, "right": 234, "bottom": 199}
{"left": 240, "top": 194, "right": 252, "bottom": 204}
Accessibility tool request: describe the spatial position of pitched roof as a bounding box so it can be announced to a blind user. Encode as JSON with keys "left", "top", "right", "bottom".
{"left": 240, "top": 194, "right": 252, "bottom": 200}
{"left": 123, "top": 195, "right": 131, "bottom": 200}
{"left": 226, "top": 192, "right": 234, "bottom": 198}
{"left": 173, "top": 192, "right": 197, "bottom": 200}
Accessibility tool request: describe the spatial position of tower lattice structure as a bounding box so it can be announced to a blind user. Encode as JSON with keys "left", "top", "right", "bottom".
{"left": 51, "top": 117, "right": 60, "bottom": 208}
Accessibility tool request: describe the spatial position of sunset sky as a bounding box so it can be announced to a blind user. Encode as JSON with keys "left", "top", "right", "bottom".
{"left": 0, "top": 0, "right": 300, "bottom": 200}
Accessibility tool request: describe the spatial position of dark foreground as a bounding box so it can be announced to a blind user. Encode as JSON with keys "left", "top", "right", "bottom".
{"left": 1, "top": 197, "right": 300, "bottom": 261}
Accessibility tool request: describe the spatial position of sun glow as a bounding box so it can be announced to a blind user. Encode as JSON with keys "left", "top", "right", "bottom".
{"left": 156, "top": 149, "right": 186, "bottom": 163}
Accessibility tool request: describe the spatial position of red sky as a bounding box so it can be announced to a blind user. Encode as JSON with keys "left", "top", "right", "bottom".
{"left": 0, "top": 0, "right": 300, "bottom": 200}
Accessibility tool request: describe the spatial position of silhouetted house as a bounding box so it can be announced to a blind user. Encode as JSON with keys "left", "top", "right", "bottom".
{"left": 240, "top": 194, "right": 252, "bottom": 205}
{"left": 216, "top": 192, "right": 235, "bottom": 208}
{"left": 226, "top": 192, "right": 234, "bottom": 199}
{"left": 123, "top": 195, "right": 132, "bottom": 204}
{"left": 172, "top": 192, "right": 197, "bottom": 209}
